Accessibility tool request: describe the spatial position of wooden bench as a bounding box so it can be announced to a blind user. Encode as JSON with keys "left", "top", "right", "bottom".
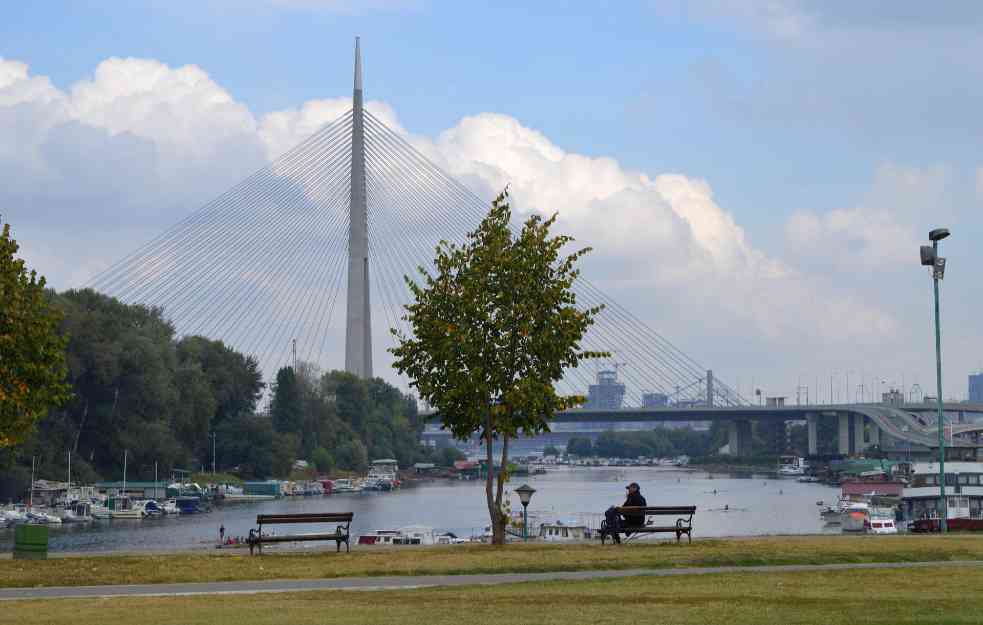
{"left": 599, "top": 506, "right": 696, "bottom": 544}
{"left": 248, "top": 512, "right": 354, "bottom": 555}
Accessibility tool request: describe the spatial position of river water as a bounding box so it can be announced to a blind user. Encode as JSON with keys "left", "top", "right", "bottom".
{"left": 1, "top": 467, "right": 841, "bottom": 554}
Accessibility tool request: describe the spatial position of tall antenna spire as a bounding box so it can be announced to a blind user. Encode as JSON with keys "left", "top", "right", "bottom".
{"left": 345, "top": 36, "right": 372, "bottom": 379}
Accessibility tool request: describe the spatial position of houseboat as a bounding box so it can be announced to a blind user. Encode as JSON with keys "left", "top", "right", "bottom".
{"left": 358, "top": 526, "right": 437, "bottom": 546}
{"left": 538, "top": 521, "right": 590, "bottom": 542}
{"left": 903, "top": 461, "right": 983, "bottom": 532}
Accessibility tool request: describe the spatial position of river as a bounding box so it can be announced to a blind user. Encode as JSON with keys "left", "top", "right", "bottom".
{"left": 1, "top": 467, "right": 841, "bottom": 554}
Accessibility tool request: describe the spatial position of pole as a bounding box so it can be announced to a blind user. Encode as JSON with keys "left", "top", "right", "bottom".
{"left": 523, "top": 504, "right": 529, "bottom": 542}
{"left": 933, "top": 238, "right": 947, "bottom": 532}
{"left": 30, "top": 456, "right": 35, "bottom": 508}
{"left": 212, "top": 433, "right": 216, "bottom": 476}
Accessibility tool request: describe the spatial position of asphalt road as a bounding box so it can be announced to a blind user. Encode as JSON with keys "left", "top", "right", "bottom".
{"left": 2, "top": 560, "right": 981, "bottom": 601}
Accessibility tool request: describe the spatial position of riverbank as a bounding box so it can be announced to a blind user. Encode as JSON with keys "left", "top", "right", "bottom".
{"left": 2, "top": 535, "right": 982, "bottom": 589}
{"left": 4, "top": 564, "right": 980, "bottom": 624}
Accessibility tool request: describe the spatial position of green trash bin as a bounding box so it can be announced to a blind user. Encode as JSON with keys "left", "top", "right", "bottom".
{"left": 14, "top": 524, "right": 49, "bottom": 560}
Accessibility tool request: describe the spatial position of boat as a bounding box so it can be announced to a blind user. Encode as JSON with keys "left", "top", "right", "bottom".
{"left": 175, "top": 496, "right": 208, "bottom": 514}
{"left": 331, "top": 479, "right": 363, "bottom": 494}
{"left": 903, "top": 461, "right": 983, "bottom": 532}
{"left": 221, "top": 493, "right": 276, "bottom": 503}
{"left": 366, "top": 459, "right": 400, "bottom": 490}
{"left": 161, "top": 499, "right": 180, "bottom": 515}
{"left": 867, "top": 507, "right": 898, "bottom": 534}
{"left": 60, "top": 501, "right": 94, "bottom": 523}
{"left": 538, "top": 521, "right": 590, "bottom": 542}
{"left": 778, "top": 455, "right": 808, "bottom": 477}
{"left": 132, "top": 499, "right": 164, "bottom": 517}
{"left": 26, "top": 509, "right": 63, "bottom": 524}
{"left": 841, "top": 501, "right": 870, "bottom": 532}
{"left": 357, "top": 526, "right": 437, "bottom": 546}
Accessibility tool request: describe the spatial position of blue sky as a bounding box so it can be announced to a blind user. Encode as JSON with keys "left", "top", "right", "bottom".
{"left": 2, "top": 1, "right": 981, "bottom": 398}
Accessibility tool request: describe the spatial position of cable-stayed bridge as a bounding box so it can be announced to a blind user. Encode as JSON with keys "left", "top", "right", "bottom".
{"left": 89, "top": 38, "right": 744, "bottom": 411}
{"left": 87, "top": 39, "right": 983, "bottom": 458}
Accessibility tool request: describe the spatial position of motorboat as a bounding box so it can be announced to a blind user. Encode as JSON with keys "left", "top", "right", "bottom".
{"left": 161, "top": 499, "right": 180, "bottom": 515}
{"left": 841, "top": 502, "right": 870, "bottom": 532}
{"left": 538, "top": 521, "right": 590, "bottom": 542}
{"left": 108, "top": 497, "right": 143, "bottom": 520}
{"left": 26, "top": 509, "right": 63, "bottom": 524}
{"left": 60, "top": 502, "right": 94, "bottom": 523}
{"left": 132, "top": 499, "right": 164, "bottom": 517}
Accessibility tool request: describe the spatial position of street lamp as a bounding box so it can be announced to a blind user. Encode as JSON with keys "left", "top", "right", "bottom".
{"left": 515, "top": 484, "right": 536, "bottom": 542}
{"left": 921, "top": 227, "right": 950, "bottom": 532}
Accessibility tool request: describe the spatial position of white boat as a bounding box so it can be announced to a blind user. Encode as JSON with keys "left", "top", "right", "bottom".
{"left": 60, "top": 502, "right": 93, "bottom": 523}
{"left": 90, "top": 502, "right": 113, "bottom": 519}
{"left": 778, "top": 455, "right": 808, "bottom": 477}
{"left": 26, "top": 509, "right": 62, "bottom": 524}
{"left": 2, "top": 505, "right": 28, "bottom": 526}
{"left": 841, "top": 502, "right": 870, "bottom": 532}
{"left": 331, "top": 479, "right": 363, "bottom": 494}
{"left": 221, "top": 493, "right": 276, "bottom": 503}
{"left": 161, "top": 499, "right": 180, "bottom": 515}
{"left": 357, "top": 525, "right": 437, "bottom": 546}
{"left": 132, "top": 499, "right": 163, "bottom": 517}
{"left": 538, "top": 521, "right": 589, "bottom": 542}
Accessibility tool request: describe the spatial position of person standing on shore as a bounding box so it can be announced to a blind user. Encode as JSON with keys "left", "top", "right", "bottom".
{"left": 219, "top": 524, "right": 225, "bottom": 544}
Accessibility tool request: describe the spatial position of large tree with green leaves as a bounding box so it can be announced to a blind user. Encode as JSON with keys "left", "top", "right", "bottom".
{"left": 0, "top": 219, "right": 71, "bottom": 448}
{"left": 391, "top": 189, "right": 604, "bottom": 544}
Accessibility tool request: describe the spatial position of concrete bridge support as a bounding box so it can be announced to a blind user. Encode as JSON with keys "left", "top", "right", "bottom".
{"left": 853, "top": 414, "right": 867, "bottom": 453}
{"left": 869, "top": 420, "right": 880, "bottom": 448}
{"left": 838, "top": 413, "right": 851, "bottom": 455}
{"left": 807, "top": 414, "right": 818, "bottom": 456}
{"left": 727, "top": 420, "right": 753, "bottom": 456}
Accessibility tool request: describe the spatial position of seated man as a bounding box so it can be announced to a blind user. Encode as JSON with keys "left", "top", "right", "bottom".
{"left": 604, "top": 482, "right": 647, "bottom": 544}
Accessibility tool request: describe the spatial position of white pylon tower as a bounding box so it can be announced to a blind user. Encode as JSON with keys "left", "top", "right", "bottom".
{"left": 345, "top": 37, "right": 372, "bottom": 378}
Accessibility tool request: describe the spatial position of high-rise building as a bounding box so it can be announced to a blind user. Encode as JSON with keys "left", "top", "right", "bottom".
{"left": 969, "top": 373, "right": 983, "bottom": 403}
{"left": 586, "top": 370, "right": 625, "bottom": 410}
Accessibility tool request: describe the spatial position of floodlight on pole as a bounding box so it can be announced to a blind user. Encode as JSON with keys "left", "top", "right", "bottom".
{"left": 920, "top": 227, "right": 950, "bottom": 532}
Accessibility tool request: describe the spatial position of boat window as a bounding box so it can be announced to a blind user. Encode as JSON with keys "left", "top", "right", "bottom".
{"left": 945, "top": 474, "right": 957, "bottom": 486}
{"left": 967, "top": 474, "right": 981, "bottom": 486}
{"left": 958, "top": 474, "right": 969, "bottom": 485}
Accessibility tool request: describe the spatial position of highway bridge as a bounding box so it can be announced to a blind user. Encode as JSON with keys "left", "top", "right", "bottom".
{"left": 423, "top": 403, "right": 983, "bottom": 458}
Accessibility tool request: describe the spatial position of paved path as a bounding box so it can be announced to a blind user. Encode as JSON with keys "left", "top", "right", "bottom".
{"left": 2, "top": 560, "right": 981, "bottom": 601}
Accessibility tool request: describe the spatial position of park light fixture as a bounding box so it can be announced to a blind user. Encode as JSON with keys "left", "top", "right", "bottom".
{"left": 515, "top": 484, "right": 536, "bottom": 542}
{"left": 920, "top": 227, "right": 950, "bottom": 532}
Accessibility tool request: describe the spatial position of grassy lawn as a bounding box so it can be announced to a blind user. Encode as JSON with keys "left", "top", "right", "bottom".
{"left": 6, "top": 566, "right": 981, "bottom": 625}
{"left": 2, "top": 534, "right": 982, "bottom": 588}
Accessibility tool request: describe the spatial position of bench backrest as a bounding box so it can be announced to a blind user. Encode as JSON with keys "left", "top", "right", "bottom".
{"left": 257, "top": 513, "right": 354, "bottom": 525}
{"left": 617, "top": 506, "right": 696, "bottom": 516}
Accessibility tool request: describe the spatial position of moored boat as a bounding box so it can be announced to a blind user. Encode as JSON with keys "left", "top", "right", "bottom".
{"left": 903, "top": 461, "right": 983, "bottom": 531}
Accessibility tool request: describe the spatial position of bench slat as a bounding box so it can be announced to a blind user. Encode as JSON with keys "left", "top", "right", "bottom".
{"left": 257, "top": 514, "right": 353, "bottom": 524}
{"left": 254, "top": 533, "right": 348, "bottom": 543}
{"left": 617, "top": 507, "right": 696, "bottom": 515}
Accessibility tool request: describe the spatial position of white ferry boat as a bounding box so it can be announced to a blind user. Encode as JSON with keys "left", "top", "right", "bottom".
{"left": 903, "top": 461, "right": 983, "bottom": 532}
{"left": 357, "top": 525, "right": 437, "bottom": 546}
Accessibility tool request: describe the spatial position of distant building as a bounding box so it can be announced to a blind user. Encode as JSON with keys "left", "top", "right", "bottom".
{"left": 766, "top": 396, "right": 786, "bottom": 408}
{"left": 970, "top": 373, "right": 983, "bottom": 403}
{"left": 642, "top": 392, "right": 668, "bottom": 408}
{"left": 586, "top": 370, "right": 625, "bottom": 410}
{"left": 882, "top": 389, "right": 904, "bottom": 406}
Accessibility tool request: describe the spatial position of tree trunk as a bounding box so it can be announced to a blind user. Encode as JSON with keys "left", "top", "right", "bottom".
{"left": 484, "top": 412, "right": 501, "bottom": 545}
{"left": 492, "top": 434, "right": 510, "bottom": 545}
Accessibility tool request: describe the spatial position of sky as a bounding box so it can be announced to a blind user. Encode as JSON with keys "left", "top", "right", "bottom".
{"left": 2, "top": 0, "right": 981, "bottom": 402}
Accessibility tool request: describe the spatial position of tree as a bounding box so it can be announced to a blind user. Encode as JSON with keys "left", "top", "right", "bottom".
{"left": 0, "top": 219, "right": 71, "bottom": 447}
{"left": 566, "top": 436, "right": 593, "bottom": 457}
{"left": 270, "top": 367, "right": 304, "bottom": 434}
{"left": 391, "top": 189, "right": 605, "bottom": 544}
{"left": 543, "top": 445, "right": 561, "bottom": 456}
{"left": 437, "top": 446, "right": 465, "bottom": 467}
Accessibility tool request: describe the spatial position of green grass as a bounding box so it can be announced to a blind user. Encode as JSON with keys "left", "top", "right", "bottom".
{"left": 5, "top": 566, "right": 981, "bottom": 625}
{"left": 2, "top": 534, "right": 982, "bottom": 589}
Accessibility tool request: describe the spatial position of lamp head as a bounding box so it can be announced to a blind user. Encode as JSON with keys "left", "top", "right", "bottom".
{"left": 929, "top": 228, "right": 950, "bottom": 242}
{"left": 515, "top": 483, "right": 536, "bottom": 506}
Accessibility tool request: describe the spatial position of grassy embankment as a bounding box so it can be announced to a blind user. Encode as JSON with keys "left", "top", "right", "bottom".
{"left": 5, "top": 566, "right": 981, "bottom": 625}
{"left": 2, "top": 535, "right": 982, "bottom": 588}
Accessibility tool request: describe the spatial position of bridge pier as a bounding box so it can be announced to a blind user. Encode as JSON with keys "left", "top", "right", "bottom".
{"left": 869, "top": 420, "right": 880, "bottom": 448}
{"left": 727, "top": 420, "right": 753, "bottom": 456}
{"left": 807, "top": 414, "right": 818, "bottom": 456}
{"left": 853, "top": 414, "right": 867, "bottom": 453}
{"left": 838, "top": 413, "right": 850, "bottom": 455}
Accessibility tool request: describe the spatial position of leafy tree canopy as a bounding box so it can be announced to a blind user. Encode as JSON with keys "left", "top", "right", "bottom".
{"left": 0, "top": 219, "right": 71, "bottom": 447}
{"left": 391, "top": 189, "right": 605, "bottom": 544}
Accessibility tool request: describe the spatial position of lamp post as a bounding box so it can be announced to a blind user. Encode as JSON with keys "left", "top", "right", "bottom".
{"left": 920, "top": 227, "right": 950, "bottom": 532}
{"left": 515, "top": 484, "right": 536, "bottom": 542}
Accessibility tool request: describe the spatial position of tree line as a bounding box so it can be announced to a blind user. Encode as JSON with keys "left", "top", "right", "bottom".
{"left": 0, "top": 288, "right": 430, "bottom": 500}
